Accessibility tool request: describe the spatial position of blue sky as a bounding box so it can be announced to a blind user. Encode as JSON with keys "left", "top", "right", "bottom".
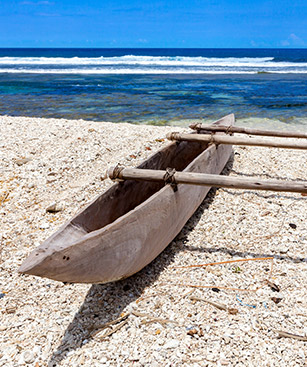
{"left": 0, "top": 0, "right": 306, "bottom": 48}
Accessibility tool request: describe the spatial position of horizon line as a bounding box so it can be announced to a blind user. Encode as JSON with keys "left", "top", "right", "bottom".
{"left": 0, "top": 46, "right": 306, "bottom": 50}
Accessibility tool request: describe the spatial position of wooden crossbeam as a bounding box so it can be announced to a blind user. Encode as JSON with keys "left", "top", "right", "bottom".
{"left": 107, "top": 167, "right": 307, "bottom": 194}
{"left": 166, "top": 132, "right": 307, "bottom": 150}
{"left": 189, "top": 123, "right": 307, "bottom": 139}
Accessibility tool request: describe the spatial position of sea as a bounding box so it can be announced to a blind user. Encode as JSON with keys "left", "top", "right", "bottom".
{"left": 0, "top": 48, "right": 306, "bottom": 129}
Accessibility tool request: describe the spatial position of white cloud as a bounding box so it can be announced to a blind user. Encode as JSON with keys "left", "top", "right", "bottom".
{"left": 20, "top": 1, "right": 54, "bottom": 5}
{"left": 281, "top": 40, "right": 290, "bottom": 47}
{"left": 281, "top": 33, "right": 305, "bottom": 47}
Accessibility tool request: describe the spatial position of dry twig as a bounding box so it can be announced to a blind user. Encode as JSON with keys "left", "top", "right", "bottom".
{"left": 272, "top": 329, "right": 307, "bottom": 341}
{"left": 132, "top": 311, "right": 178, "bottom": 326}
{"left": 90, "top": 313, "right": 130, "bottom": 337}
{"left": 0, "top": 192, "right": 9, "bottom": 207}
{"left": 96, "top": 320, "right": 129, "bottom": 340}
{"left": 190, "top": 296, "right": 238, "bottom": 314}
{"left": 165, "top": 282, "right": 261, "bottom": 292}
{"left": 169, "top": 257, "right": 274, "bottom": 293}
{"left": 172, "top": 257, "right": 274, "bottom": 270}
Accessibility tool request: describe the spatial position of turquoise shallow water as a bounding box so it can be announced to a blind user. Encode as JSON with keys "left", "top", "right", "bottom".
{"left": 0, "top": 48, "right": 306, "bottom": 129}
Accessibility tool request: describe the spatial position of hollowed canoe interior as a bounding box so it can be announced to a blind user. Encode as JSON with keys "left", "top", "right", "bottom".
{"left": 70, "top": 140, "right": 208, "bottom": 235}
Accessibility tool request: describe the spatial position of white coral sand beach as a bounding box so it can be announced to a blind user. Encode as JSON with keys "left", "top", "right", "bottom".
{"left": 0, "top": 116, "right": 306, "bottom": 366}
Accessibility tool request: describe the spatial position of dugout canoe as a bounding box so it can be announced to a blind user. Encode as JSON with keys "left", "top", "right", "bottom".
{"left": 19, "top": 114, "right": 234, "bottom": 284}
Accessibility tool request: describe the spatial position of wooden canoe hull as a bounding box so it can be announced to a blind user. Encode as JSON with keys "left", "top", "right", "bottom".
{"left": 19, "top": 114, "right": 234, "bottom": 283}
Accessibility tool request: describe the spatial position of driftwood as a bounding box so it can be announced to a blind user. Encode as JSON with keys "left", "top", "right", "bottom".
{"left": 167, "top": 132, "right": 307, "bottom": 150}
{"left": 190, "top": 122, "right": 307, "bottom": 139}
{"left": 107, "top": 167, "right": 307, "bottom": 194}
{"left": 272, "top": 329, "right": 307, "bottom": 341}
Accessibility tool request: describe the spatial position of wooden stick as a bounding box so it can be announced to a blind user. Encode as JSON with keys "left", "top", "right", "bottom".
{"left": 171, "top": 257, "right": 273, "bottom": 269}
{"left": 190, "top": 296, "right": 228, "bottom": 311}
{"left": 190, "top": 296, "right": 239, "bottom": 314}
{"left": 96, "top": 319, "right": 129, "bottom": 340}
{"left": 168, "top": 282, "right": 260, "bottom": 292}
{"left": 272, "top": 329, "right": 307, "bottom": 341}
{"left": 166, "top": 132, "right": 307, "bottom": 150}
{"left": 189, "top": 123, "right": 307, "bottom": 139}
{"left": 90, "top": 313, "right": 130, "bottom": 333}
{"left": 107, "top": 167, "right": 307, "bottom": 194}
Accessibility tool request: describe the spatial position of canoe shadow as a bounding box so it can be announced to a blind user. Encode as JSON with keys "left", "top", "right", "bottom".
{"left": 221, "top": 188, "right": 306, "bottom": 202}
{"left": 230, "top": 168, "right": 307, "bottom": 183}
{"left": 48, "top": 154, "right": 234, "bottom": 367}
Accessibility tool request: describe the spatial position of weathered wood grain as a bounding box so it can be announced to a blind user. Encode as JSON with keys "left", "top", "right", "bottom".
{"left": 190, "top": 121, "right": 307, "bottom": 139}
{"left": 107, "top": 167, "right": 307, "bottom": 194}
{"left": 167, "top": 132, "right": 307, "bottom": 150}
{"left": 19, "top": 114, "right": 234, "bottom": 284}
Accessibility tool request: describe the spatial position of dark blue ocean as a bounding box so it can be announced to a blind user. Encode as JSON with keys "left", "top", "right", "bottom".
{"left": 0, "top": 48, "right": 306, "bottom": 129}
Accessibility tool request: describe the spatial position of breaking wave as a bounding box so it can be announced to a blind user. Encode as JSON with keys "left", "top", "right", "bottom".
{"left": 0, "top": 55, "right": 306, "bottom": 74}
